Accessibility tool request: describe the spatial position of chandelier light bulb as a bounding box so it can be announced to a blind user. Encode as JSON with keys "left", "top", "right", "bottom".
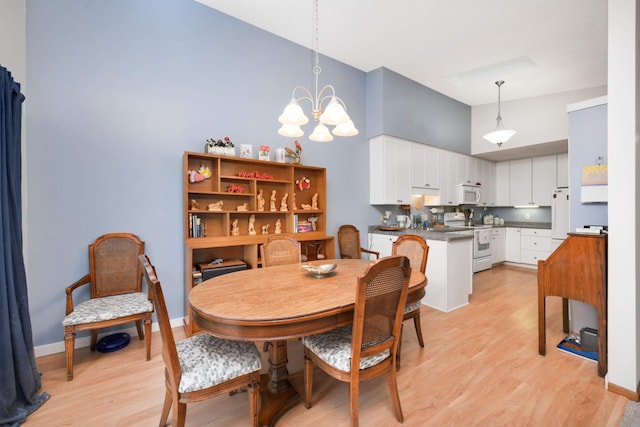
{"left": 309, "top": 123, "right": 334, "bottom": 142}
{"left": 319, "top": 96, "right": 349, "bottom": 125}
{"left": 278, "top": 123, "right": 304, "bottom": 137}
{"left": 332, "top": 119, "right": 359, "bottom": 137}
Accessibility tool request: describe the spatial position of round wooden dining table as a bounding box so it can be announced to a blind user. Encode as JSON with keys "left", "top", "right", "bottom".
{"left": 190, "top": 258, "right": 427, "bottom": 427}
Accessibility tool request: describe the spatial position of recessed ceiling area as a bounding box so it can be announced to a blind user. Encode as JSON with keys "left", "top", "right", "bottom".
{"left": 195, "top": 0, "right": 607, "bottom": 107}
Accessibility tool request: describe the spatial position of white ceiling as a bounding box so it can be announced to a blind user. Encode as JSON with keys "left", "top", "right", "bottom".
{"left": 196, "top": 0, "right": 607, "bottom": 107}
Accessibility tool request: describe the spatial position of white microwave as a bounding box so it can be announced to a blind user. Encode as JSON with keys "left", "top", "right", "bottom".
{"left": 458, "top": 184, "right": 481, "bottom": 205}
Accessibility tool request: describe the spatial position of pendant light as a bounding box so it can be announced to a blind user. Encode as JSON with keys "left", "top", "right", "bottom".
{"left": 277, "top": 0, "right": 358, "bottom": 142}
{"left": 483, "top": 80, "right": 516, "bottom": 147}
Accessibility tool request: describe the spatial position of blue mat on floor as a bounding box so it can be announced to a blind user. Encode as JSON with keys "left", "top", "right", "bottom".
{"left": 556, "top": 336, "right": 597, "bottom": 362}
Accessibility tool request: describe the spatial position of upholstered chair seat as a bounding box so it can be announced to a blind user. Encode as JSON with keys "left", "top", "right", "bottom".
{"left": 63, "top": 292, "right": 152, "bottom": 326}
{"left": 301, "top": 325, "right": 390, "bottom": 372}
{"left": 176, "top": 334, "right": 262, "bottom": 393}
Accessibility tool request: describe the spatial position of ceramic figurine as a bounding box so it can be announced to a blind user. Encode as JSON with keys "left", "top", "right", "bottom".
{"left": 237, "top": 203, "right": 248, "bottom": 212}
{"left": 261, "top": 224, "right": 269, "bottom": 235}
{"left": 270, "top": 190, "right": 277, "bottom": 211}
{"left": 231, "top": 219, "right": 239, "bottom": 236}
{"left": 208, "top": 200, "right": 223, "bottom": 211}
{"left": 292, "top": 193, "right": 297, "bottom": 210}
{"left": 257, "top": 189, "right": 265, "bottom": 211}
{"left": 275, "top": 219, "right": 282, "bottom": 234}
{"left": 248, "top": 215, "right": 256, "bottom": 235}
{"left": 311, "top": 193, "right": 319, "bottom": 210}
{"left": 280, "top": 193, "right": 288, "bottom": 211}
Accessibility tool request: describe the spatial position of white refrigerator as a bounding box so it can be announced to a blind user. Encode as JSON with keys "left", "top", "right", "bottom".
{"left": 551, "top": 188, "right": 570, "bottom": 251}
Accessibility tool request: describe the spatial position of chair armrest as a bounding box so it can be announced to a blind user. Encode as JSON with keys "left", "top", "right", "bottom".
{"left": 65, "top": 274, "right": 90, "bottom": 315}
{"left": 361, "top": 248, "right": 380, "bottom": 259}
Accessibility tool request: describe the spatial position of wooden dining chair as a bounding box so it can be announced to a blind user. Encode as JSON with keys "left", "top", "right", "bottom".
{"left": 260, "top": 234, "right": 301, "bottom": 267}
{"left": 62, "top": 232, "right": 153, "bottom": 380}
{"left": 139, "top": 255, "right": 262, "bottom": 427}
{"left": 338, "top": 225, "right": 379, "bottom": 260}
{"left": 302, "top": 255, "right": 411, "bottom": 427}
{"left": 392, "top": 235, "right": 429, "bottom": 369}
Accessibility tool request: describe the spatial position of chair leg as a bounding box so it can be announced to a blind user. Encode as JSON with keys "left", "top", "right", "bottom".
{"left": 248, "top": 381, "right": 259, "bottom": 427}
{"left": 159, "top": 387, "right": 172, "bottom": 426}
{"left": 64, "top": 329, "right": 75, "bottom": 381}
{"left": 172, "top": 400, "right": 187, "bottom": 427}
{"left": 303, "top": 354, "right": 314, "bottom": 409}
{"left": 90, "top": 330, "right": 99, "bottom": 351}
{"left": 144, "top": 316, "right": 152, "bottom": 361}
{"left": 135, "top": 319, "right": 145, "bottom": 340}
{"left": 349, "top": 380, "right": 360, "bottom": 427}
{"left": 413, "top": 312, "right": 425, "bottom": 348}
{"left": 386, "top": 369, "right": 404, "bottom": 423}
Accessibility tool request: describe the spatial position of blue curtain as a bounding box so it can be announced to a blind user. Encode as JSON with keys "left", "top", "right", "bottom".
{"left": 0, "top": 66, "right": 49, "bottom": 426}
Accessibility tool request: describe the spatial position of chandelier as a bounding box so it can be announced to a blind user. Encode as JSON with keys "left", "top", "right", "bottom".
{"left": 277, "top": 0, "right": 358, "bottom": 142}
{"left": 482, "top": 80, "right": 516, "bottom": 147}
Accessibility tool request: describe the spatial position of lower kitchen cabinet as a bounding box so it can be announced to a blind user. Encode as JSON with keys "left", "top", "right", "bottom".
{"left": 369, "top": 232, "right": 473, "bottom": 312}
{"left": 505, "top": 228, "right": 521, "bottom": 263}
{"left": 491, "top": 228, "right": 506, "bottom": 264}
{"left": 520, "top": 228, "right": 552, "bottom": 265}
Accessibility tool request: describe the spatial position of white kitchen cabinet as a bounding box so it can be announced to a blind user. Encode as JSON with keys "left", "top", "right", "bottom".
{"left": 556, "top": 152, "right": 569, "bottom": 188}
{"left": 491, "top": 227, "right": 506, "bottom": 264}
{"left": 505, "top": 227, "right": 521, "bottom": 263}
{"left": 369, "top": 136, "right": 412, "bottom": 204}
{"left": 479, "top": 159, "right": 496, "bottom": 206}
{"left": 509, "top": 156, "right": 557, "bottom": 206}
{"left": 423, "top": 238, "right": 473, "bottom": 312}
{"left": 369, "top": 232, "right": 473, "bottom": 312}
{"left": 438, "top": 151, "right": 459, "bottom": 206}
{"left": 368, "top": 233, "right": 396, "bottom": 258}
{"left": 531, "top": 156, "right": 557, "bottom": 206}
{"left": 520, "top": 228, "right": 552, "bottom": 265}
{"left": 411, "top": 144, "right": 440, "bottom": 189}
{"left": 509, "top": 159, "right": 532, "bottom": 206}
{"left": 495, "top": 161, "right": 510, "bottom": 206}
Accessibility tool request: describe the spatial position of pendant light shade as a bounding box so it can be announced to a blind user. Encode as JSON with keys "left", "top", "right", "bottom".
{"left": 483, "top": 80, "right": 516, "bottom": 148}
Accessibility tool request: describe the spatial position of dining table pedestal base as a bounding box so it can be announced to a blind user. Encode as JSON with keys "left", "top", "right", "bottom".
{"left": 258, "top": 340, "right": 301, "bottom": 427}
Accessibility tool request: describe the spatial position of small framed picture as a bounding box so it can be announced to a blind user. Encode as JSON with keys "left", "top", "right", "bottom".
{"left": 240, "top": 144, "right": 252, "bottom": 159}
{"left": 259, "top": 145, "right": 270, "bottom": 161}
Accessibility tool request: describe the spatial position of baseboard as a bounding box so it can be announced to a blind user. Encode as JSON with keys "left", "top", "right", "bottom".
{"left": 607, "top": 380, "right": 640, "bottom": 401}
{"left": 34, "top": 317, "right": 185, "bottom": 358}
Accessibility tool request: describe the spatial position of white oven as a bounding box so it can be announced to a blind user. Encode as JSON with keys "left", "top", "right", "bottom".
{"left": 473, "top": 227, "right": 492, "bottom": 273}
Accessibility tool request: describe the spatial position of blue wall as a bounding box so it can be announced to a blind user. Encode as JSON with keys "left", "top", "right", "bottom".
{"left": 25, "top": 0, "right": 383, "bottom": 347}
{"left": 568, "top": 104, "right": 608, "bottom": 228}
{"left": 366, "top": 67, "right": 471, "bottom": 153}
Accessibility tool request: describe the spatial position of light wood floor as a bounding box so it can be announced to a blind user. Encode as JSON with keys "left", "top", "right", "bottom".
{"left": 26, "top": 265, "right": 628, "bottom": 426}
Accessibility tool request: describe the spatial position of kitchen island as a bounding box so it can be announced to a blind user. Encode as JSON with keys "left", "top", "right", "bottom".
{"left": 368, "top": 226, "right": 473, "bottom": 312}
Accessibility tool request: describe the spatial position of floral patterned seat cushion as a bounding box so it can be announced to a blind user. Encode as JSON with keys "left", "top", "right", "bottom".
{"left": 404, "top": 300, "right": 421, "bottom": 315}
{"left": 301, "top": 325, "right": 390, "bottom": 372}
{"left": 62, "top": 292, "right": 153, "bottom": 326}
{"left": 176, "top": 334, "right": 262, "bottom": 393}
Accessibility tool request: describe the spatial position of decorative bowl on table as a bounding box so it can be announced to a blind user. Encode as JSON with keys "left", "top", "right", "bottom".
{"left": 302, "top": 263, "right": 337, "bottom": 278}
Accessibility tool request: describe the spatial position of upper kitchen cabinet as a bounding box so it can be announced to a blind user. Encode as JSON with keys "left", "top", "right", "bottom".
{"left": 411, "top": 144, "right": 440, "bottom": 189}
{"left": 556, "top": 152, "right": 569, "bottom": 188}
{"left": 495, "top": 161, "right": 510, "bottom": 206}
{"left": 477, "top": 159, "right": 496, "bottom": 206}
{"left": 509, "top": 156, "right": 557, "bottom": 206}
{"left": 370, "top": 135, "right": 412, "bottom": 205}
{"left": 438, "top": 150, "right": 460, "bottom": 205}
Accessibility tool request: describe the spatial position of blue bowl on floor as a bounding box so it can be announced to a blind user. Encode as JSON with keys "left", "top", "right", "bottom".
{"left": 96, "top": 332, "right": 131, "bottom": 353}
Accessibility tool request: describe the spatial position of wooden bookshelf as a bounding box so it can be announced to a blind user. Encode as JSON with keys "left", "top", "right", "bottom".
{"left": 183, "top": 152, "right": 335, "bottom": 335}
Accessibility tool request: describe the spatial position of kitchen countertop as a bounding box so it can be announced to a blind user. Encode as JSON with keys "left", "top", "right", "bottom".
{"left": 368, "top": 226, "right": 474, "bottom": 242}
{"left": 368, "top": 221, "right": 551, "bottom": 241}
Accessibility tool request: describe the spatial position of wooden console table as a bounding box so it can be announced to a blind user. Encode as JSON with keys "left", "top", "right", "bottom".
{"left": 538, "top": 233, "right": 607, "bottom": 377}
